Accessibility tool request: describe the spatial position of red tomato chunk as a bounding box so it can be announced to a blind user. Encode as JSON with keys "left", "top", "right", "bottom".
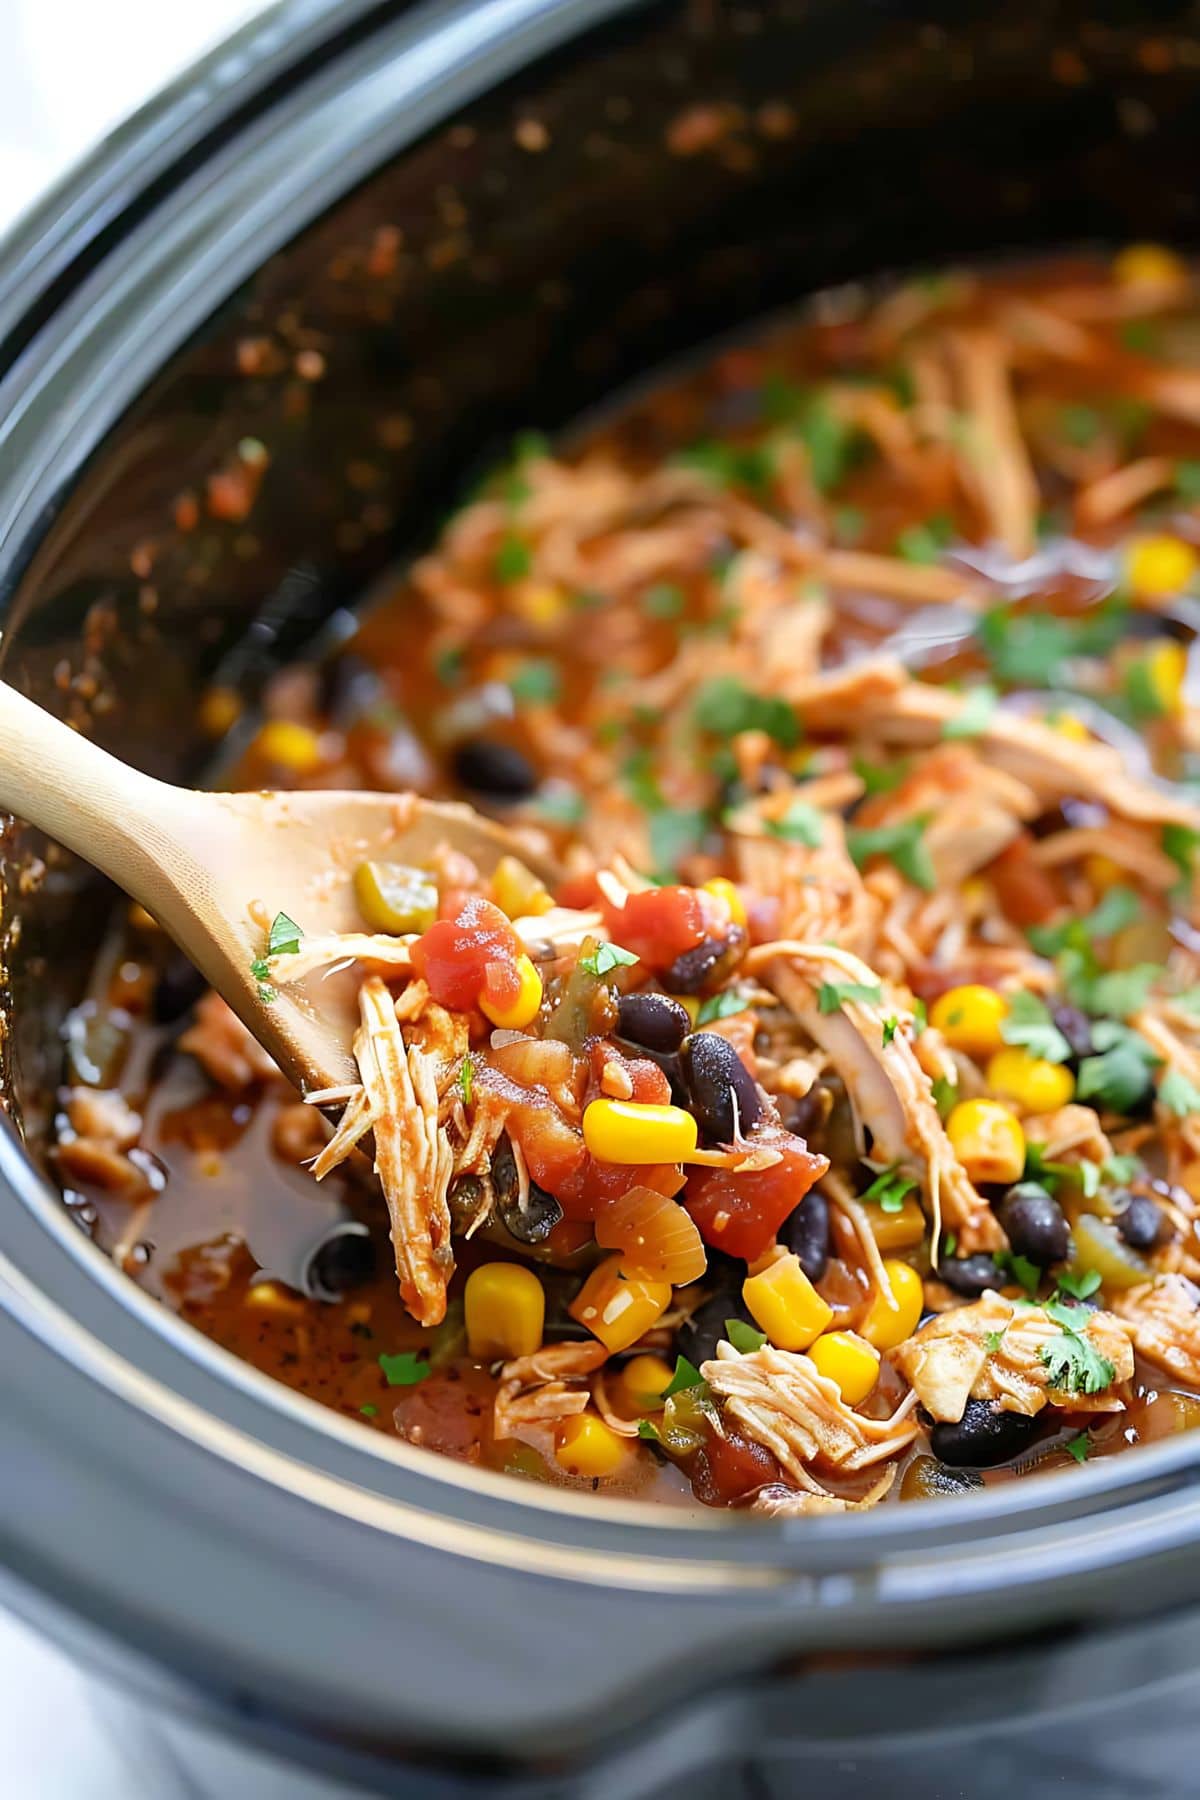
{"left": 411, "top": 895, "right": 522, "bottom": 1011}
{"left": 685, "top": 1133, "right": 829, "bottom": 1261}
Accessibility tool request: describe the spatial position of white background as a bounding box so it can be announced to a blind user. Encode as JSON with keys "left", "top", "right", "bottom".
{"left": 1, "top": 4, "right": 265, "bottom": 1790}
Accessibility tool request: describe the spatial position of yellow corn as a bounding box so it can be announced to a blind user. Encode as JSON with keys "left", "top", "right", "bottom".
{"left": 554, "top": 1412, "right": 628, "bottom": 1478}
{"left": 985, "top": 1047, "right": 1075, "bottom": 1115}
{"left": 490, "top": 854, "right": 552, "bottom": 919}
{"left": 809, "top": 1330, "right": 881, "bottom": 1405}
{"left": 1113, "top": 243, "right": 1188, "bottom": 290}
{"left": 620, "top": 1353, "right": 675, "bottom": 1409}
{"left": 255, "top": 719, "right": 324, "bottom": 774}
{"left": 479, "top": 954, "right": 544, "bottom": 1030}
{"left": 702, "top": 877, "right": 748, "bottom": 930}
{"left": 1143, "top": 639, "right": 1188, "bottom": 716}
{"left": 512, "top": 582, "right": 568, "bottom": 627}
{"left": 866, "top": 1193, "right": 927, "bottom": 1252}
{"left": 568, "top": 1254, "right": 672, "bottom": 1352}
{"left": 1048, "top": 713, "right": 1090, "bottom": 743}
{"left": 582, "top": 1098, "right": 698, "bottom": 1164}
{"left": 244, "top": 1279, "right": 305, "bottom": 1316}
{"left": 1085, "top": 852, "right": 1127, "bottom": 894}
{"left": 1126, "top": 534, "right": 1199, "bottom": 601}
{"left": 945, "top": 1098, "right": 1026, "bottom": 1185}
{"left": 199, "top": 685, "right": 242, "bottom": 737}
{"left": 928, "top": 984, "right": 1008, "bottom": 1058}
{"left": 464, "top": 1262, "right": 545, "bottom": 1360}
{"left": 860, "top": 1260, "right": 925, "bottom": 1351}
{"left": 742, "top": 1253, "right": 833, "bottom": 1352}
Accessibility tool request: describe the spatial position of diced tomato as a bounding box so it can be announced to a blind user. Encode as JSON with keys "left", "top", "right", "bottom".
{"left": 601, "top": 886, "right": 710, "bottom": 969}
{"left": 986, "top": 833, "right": 1062, "bottom": 930}
{"left": 411, "top": 895, "right": 523, "bottom": 1011}
{"left": 684, "top": 1132, "right": 828, "bottom": 1261}
{"left": 587, "top": 1042, "right": 672, "bottom": 1106}
{"left": 685, "top": 1425, "right": 782, "bottom": 1506}
{"left": 556, "top": 872, "right": 604, "bottom": 912}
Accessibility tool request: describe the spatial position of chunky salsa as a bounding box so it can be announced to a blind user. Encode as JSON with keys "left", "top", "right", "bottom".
{"left": 55, "top": 249, "right": 1200, "bottom": 1512}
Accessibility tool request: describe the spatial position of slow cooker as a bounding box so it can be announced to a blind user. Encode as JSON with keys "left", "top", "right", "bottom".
{"left": 4, "top": 2, "right": 1200, "bottom": 1793}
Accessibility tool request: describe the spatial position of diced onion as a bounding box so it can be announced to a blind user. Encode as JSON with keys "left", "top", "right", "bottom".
{"left": 594, "top": 1186, "right": 707, "bottom": 1285}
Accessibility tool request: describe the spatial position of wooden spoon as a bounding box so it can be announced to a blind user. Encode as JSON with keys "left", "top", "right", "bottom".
{"left": 0, "top": 682, "right": 551, "bottom": 1091}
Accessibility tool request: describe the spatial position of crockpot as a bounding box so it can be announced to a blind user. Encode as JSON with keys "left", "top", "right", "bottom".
{"left": 4, "top": 2, "right": 1200, "bottom": 1794}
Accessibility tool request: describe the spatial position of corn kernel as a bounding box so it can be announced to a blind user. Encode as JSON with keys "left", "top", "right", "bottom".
{"left": 809, "top": 1330, "right": 881, "bottom": 1404}
{"left": 1047, "top": 713, "right": 1090, "bottom": 743}
{"left": 742, "top": 1253, "right": 833, "bottom": 1352}
{"left": 199, "top": 685, "right": 242, "bottom": 737}
{"left": 1113, "top": 243, "right": 1188, "bottom": 290}
{"left": 928, "top": 984, "right": 1008, "bottom": 1058}
{"left": 479, "top": 954, "right": 544, "bottom": 1030}
{"left": 1126, "top": 534, "right": 1199, "bottom": 601}
{"left": 244, "top": 1279, "right": 305, "bottom": 1316}
{"left": 866, "top": 1193, "right": 927, "bottom": 1252}
{"left": 1085, "top": 852, "right": 1127, "bottom": 894}
{"left": 1143, "top": 639, "right": 1188, "bottom": 715}
{"left": 985, "top": 1047, "right": 1075, "bottom": 1115}
{"left": 945, "top": 1098, "right": 1026, "bottom": 1185}
{"left": 702, "top": 877, "right": 747, "bottom": 930}
{"left": 464, "top": 1262, "right": 545, "bottom": 1360}
{"left": 568, "top": 1254, "right": 672, "bottom": 1352}
{"left": 620, "top": 1353, "right": 675, "bottom": 1409}
{"left": 255, "top": 719, "right": 324, "bottom": 775}
{"left": 860, "top": 1260, "right": 924, "bottom": 1351}
{"left": 554, "top": 1412, "right": 628, "bottom": 1478}
{"left": 512, "top": 582, "right": 568, "bottom": 627}
{"left": 582, "top": 1098, "right": 698, "bottom": 1164}
{"left": 490, "top": 854, "right": 553, "bottom": 919}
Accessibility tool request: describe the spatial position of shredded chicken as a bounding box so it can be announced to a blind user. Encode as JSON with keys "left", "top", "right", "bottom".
{"left": 703, "top": 1341, "right": 919, "bottom": 1507}
{"left": 1113, "top": 1275, "right": 1200, "bottom": 1387}
{"left": 179, "top": 992, "right": 280, "bottom": 1090}
{"left": 891, "top": 1290, "right": 1134, "bottom": 1420}
{"left": 493, "top": 1340, "right": 609, "bottom": 1440}
{"left": 854, "top": 744, "right": 1039, "bottom": 886}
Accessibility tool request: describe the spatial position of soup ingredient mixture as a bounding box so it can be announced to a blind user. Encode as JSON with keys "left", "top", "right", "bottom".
{"left": 57, "top": 250, "right": 1200, "bottom": 1512}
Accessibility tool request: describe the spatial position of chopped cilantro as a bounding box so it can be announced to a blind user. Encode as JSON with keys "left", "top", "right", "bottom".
{"left": 579, "top": 941, "right": 640, "bottom": 977}
{"left": 931, "top": 1073, "right": 957, "bottom": 1117}
{"left": 378, "top": 1351, "right": 432, "bottom": 1387}
{"left": 662, "top": 1354, "right": 706, "bottom": 1398}
{"left": 1000, "top": 991, "right": 1072, "bottom": 1064}
{"left": 983, "top": 1330, "right": 1006, "bottom": 1354}
{"left": 1076, "top": 1160, "right": 1101, "bottom": 1199}
{"left": 1123, "top": 656, "right": 1169, "bottom": 724}
{"left": 1084, "top": 965, "right": 1161, "bottom": 1020}
{"left": 1171, "top": 987, "right": 1200, "bottom": 1021}
{"left": 697, "top": 990, "right": 751, "bottom": 1025}
{"left": 458, "top": 1058, "right": 474, "bottom": 1107}
{"left": 1060, "top": 403, "right": 1102, "bottom": 448}
{"left": 1175, "top": 459, "right": 1200, "bottom": 503}
{"left": 861, "top": 1164, "right": 918, "bottom": 1214}
{"left": 852, "top": 754, "right": 909, "bottom": 796}
{"left": 847, "top": 815, "right": 935, "bottom": 891}
{"left": 1120, "top": 318, "right": 1159, "bottom": 356}
{"left": 1163, "top": 822, "right": 1200, "bottom": 878}
{"left": 434, "top": 644, "right": 465, "bottom": 687}
{"left": 1160, "top": 1067, "right": 1200, "bottom": 1117}
{"left": 794, "top": 398, "right": 861, "bottom": 492}
{"left": 999, "top": 1251, "right": 1041, "bottom": 1297}
{"left": 536, "top": 785, "right": 586, "bottom": 827}
{"left": 895, "top": 514, "right": 954, "bottom": 564}
{"left": 676, "top": 440, "right": 775, "bottom": 495}
{"left": 764, "top": 798, "right": 824, "bottom": 846}
{"left": 649, "top": 807, "right": 709, "bottom": 881}
{"left": 882, "top": 1016, "right": 899, "bottom": 1047}
{"left": 509, "top": 658, "right": 561, "bottom": 704}
{"left": 636, "top": 1418, "right": 662, "bottom": 1442}
{"left": 359, "top": 1403, "right": 378, "bottom": 1418}
{"left": 913, "top": 998, "right": 928, "bottom": 1036}
{"left": 621, "top": 748, "right": 662, "bottom": 812}
{"left": 644, "top": 583, "right": 685, "bottom": 619}
{"left": 1041, "top": 1329, "right": 1116, "bottom": 1396}
{"left": 1102, "top": 1152, "right": 1142, "bottom": 1184}
{"left": 942, "top": 1232, "right": 957, "bottom": 1257}
{"left": 977, "top": 603, "right": 1127, "bottom": 687}
{"left": 818, "top": 978, "right": 884, "bottom": 1014}
{"left": 1065, "top": 1432, "right": 1091, "bottom": 1464}
{"left": 692, "top": 676, "right": 800, "bottom": 748}
{"left": 1057, "top": 1268, "right": 1103, "bottom": 1301}
{"left": 1077, "top": 1031, "right": 1157, "bottom": 1114}
{"left": 942, "top": 682, "right": 998, "bottom": 740}
{"left": 493, "top": 533, "right": 532, "bottom": 583}
{"left": 725, "top": 1318, "right": 768, "bottom": 1354}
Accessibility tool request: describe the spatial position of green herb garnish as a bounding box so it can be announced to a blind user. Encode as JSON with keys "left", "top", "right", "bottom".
{"left": 818, "top": 978, "right": 884, "bottom": 1014}
{"left": 579, "top": 941, "right": 640, "bottom": 977}
{"left": 692, "top": 676, "right": 800, "bottom": 749}
{"left": 1160, "top": 1067, "right": 1200, "bottom": 1117}
{"left": 861, "top": 1164, "right": 918, "bottom": 1214}
{"left": 644, "top": 583, "right": 685, "bottom": 619}
{"left": 360, "top": 1403, "right": 378, "bottom": 1417}
{"left": 649, "top": 807, "right": 710, "bottom": 882}
{"left": 697, "top": 990, "right": 751, "bottom": 1025}
{"left": 1040, "top": 1327, "right": 1116, "bottom": 1397}
{"left": 983, "top": 1330, "right": 1006, "bottom": 1354}
{"left": 509, "top": 658, "right": 561, "bottom": 704}
{"left": 764, "top": 798, "right": 824, "bottom": 846}
{"left": 636, "top": 1418, "right": 662, "bottom": 1441}
{"left": 662, "top": 1355, "right": 707, "bottom": 1398}
{"left": 493, "top": 532, "right": 532, "bottom": 583}
{"left": 942, "top": 683, "right": 998, "bottom": 740}
{"left": 999, "top": 1251, "right": 1041, "bottom": 1297}
{"left": 977, "top": 603, "right": 1127, "bottom": 687}
{"left": 725, "top": 1319, "right": 768, "bottom": 1354}
{"left": 882, "top": 1016, "right": 899, "bottom": 1047}
{"left": 458, "top": 1058, "right": 474, "bottom": 1107}
{"left": 895, "top": 514, "right": 954, "bottom": 564}
{"left": 847, "top": 815, "right": 935, "bottom": 891}
{"left": 1065, "top": 1432, "right": 1091, "bottom": 1464}
{"left": 378, "top": 1351, "right": 432, "bottom": 1387}
{"left": 1000, "top": 990, "right": 1072, "bottom": 1064}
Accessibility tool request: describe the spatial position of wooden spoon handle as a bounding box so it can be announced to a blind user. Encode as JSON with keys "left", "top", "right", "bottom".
{"left": 0, "top": 681, "right": 194, "bottom": 897}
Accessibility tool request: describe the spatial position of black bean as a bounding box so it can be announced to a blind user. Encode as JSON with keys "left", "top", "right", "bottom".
{"left": 776, "top": 1086, "right": 832, "bottom": 1143}
{"left": 940, "top": 1253, "right": 1006, "bottom": 1298}
{"left": 662, "top": 926, "right": 747, "bottom": 995}
{"left": 998, "top": 1182, "right": 1072, "bottom": 1267}
{"left": 498, "top": 1177, "right": 563, "bottom": 1245}
{"left": 1116, "top": 1192, "right": 1168, "bottom": 1251}
{"left": 304, "top": 1224, "right": 376, "bottom": 1301}
{"left": 452, "top": 737, "right": 537, "bottom": 800}
{"left": 677, "top": 1285, "right": 753, "bottom": 1367}
{"left": 616, "top": 991, "right": 690, "bottom": 1053}
{"left": 681, "top": 1031, "right": 762, "bottom": 1143}
{"left": 778, "top": 1190, "right": 830, "bottom": 1282}
{"left": 1050, "top": 1002, "right": 1094, "bottom": 1062}
{"left": 929, "top": 1399, "right": 1042, "bottom": 1468}
{"left": 153, "top": 953, "right": 207, "bottom": 1025}
{"left": 448, "top": 1173, "right": 490, "bottom": 1236}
